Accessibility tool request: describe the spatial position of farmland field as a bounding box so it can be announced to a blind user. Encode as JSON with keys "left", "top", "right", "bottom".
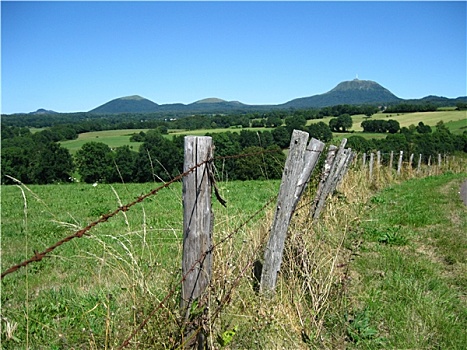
{"left": 310, "top": 110, "right": 467, "bottom": 132}
{"left": 59, "top": 129, "right": 148, "bottom": 154}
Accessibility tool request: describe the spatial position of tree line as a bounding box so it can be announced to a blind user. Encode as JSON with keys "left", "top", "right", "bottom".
{"left": 347, "top": 121, "right": 467, "bottom": 163}
{"left": 3, "top": 111, "right": 466, "bottom": 185}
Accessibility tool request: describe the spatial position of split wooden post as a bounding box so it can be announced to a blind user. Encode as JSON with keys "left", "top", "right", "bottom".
{"left": 181, "top": 136, "right": 213, "bottom": 316}
{"left": 369, "top": 152, "right": 374, "bottom": 180}
{"left": 335, "top": 149, "right": 354, "bottom": 186}
{"left": 417, "top": 154, "right": 422, "bottom": 172}
{"left": 389, "top": 151, "right": 394, "bottom": 170}
{"left": 362, "top": 152, "right": 367, "bottom": 167}
{"left": 261, "top": 130, "right": 324, "bottom": 294}
{"left": 311, "top": 138, "right": 348, "bottom": 221}
{"left": 309, "top": 145, "right": 338, "bottom": 217}
{"left": 376, "top": 151, "right": 381, "bottom": 167}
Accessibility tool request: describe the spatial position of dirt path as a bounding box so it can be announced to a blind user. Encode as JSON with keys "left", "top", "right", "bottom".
{"left": 460, "top": 180, "right": 467, "bottom": 205}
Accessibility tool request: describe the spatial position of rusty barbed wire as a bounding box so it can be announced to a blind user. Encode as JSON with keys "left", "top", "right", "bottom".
{"left": 1, "top": 148, "right": 283, "bottom": 279}
{"left": 117, "top": 195, "right": 277, "bottom": 349}
{"left": 1, "top": 158, "right": 211, "bottom": 279}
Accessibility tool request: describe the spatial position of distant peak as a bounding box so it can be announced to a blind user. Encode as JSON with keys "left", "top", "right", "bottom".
{"left": 119, "top": 95, "right": 146, "bottom": 100}
{"left": 195, "top": 98, "right": 227, "bottom": 104}
{"left": 330, "top": 79, "right": 387, "bottom": 92}
{"left": 29, "top": 108, "right": 57, "bottom": 115}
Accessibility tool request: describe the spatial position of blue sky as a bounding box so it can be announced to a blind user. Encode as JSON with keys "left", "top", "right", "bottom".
{"left": 1, "top": 1, "right": 466, "bottom": 114}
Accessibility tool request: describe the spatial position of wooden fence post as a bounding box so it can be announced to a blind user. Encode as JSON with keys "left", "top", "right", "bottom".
{"left": 261, "top": 130, "right": 324, "bottom": 294}
{"left": 409, "top": 153, "right": 414, "bottom": 170}
{"left": 181, "top": 136, "right": 213, "bottom": 318}
{"left": 376, "top": 151, "right": 381, "bottom": 167}
{"left": 362, "top": 152, "right": 366, "bottom": 167}
{"left": 417, "top": 154, "right": 422, "bottom": 173}
{"left": 397, "top": 151, "right": 403, "bottom": 175}
{"left": 389, "top": 151, "right": 394, "bottom": 170}
{"left": 311, "top": 138, "right": 348, "bottom": 221}
{"left": 335, "top": 149, "right": 354, "bottom": 186}
{"left": 309, "top": 145, "right": 338, "bottom": 217}
{"left": 369, "top": 152, "right": 374, "bottom": 180}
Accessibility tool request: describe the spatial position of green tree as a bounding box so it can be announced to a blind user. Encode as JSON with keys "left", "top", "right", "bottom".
{"left": 30, "top": 142, "right": 74, "bottom": 184}
{"left": 272, "top": 126, "right": 291, "bottom": 148}
{"left": 285, "top": 115, "right": 307, "bottom": 133}
{"left": 75, "top": 142, "right": 114, "bottom": 183}
{"left": 347, "top": 135, "right": 372, "bottom": 153}
{"left": 337, "top": 114, "right": 353, "bottom": 132}
{"left": 386, "top": 119, "right": 400, "bottom": 134}
{"left": 135, "top": 130, "right": 183, "bottom": 182}
{"left": 416, "top": 122, "right": 432, "bottom": 134}
{"left": 108, "top": 145, "right": 138, "bottom": 183}
{"left": 307, "top": 122, "right": 333, "bottom": 142}
{"left": 234, "top": 145, "right": 285, "bottom": 180}
{"left": 329, "top": 114, "right": 353, "bottom": 132}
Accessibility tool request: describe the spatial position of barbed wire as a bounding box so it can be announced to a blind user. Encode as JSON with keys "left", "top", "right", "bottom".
{"left": 1, "top": 148, "right": 284, "bottom": 279}
{"left": 117, "top": 195, "right": 277, "bottom": 349}
{"left": 1, "top": 158, "right": 210, "bottom": 279}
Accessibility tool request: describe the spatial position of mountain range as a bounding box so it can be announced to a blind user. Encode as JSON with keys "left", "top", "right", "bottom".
{"left": 30, "top": 79, "right": 466, "bottom": 115}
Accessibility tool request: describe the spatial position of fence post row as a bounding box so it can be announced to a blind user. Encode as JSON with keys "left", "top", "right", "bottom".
{"left": 260, "top": 130, "right": 325, "bottom": 294}
{"left": 181, "top": 136, "right": 213, "bottom": 323}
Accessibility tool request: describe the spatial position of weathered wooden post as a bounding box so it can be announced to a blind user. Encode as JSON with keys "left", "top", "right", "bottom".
{"left": 376, "top": 151, "right": 381, "bottom": 167}
{"left": 335, "top": 149, "right": 354, "bottom": 186}
{"left": 362, "top": 152, "right": 367, "bottom": 167}
{"left": 261, "top": 130, "right": 324, "bottom": 294}
{"left": 309, "top": 145, "right": 338, "bottom": 217}
{"left": 428, "top": 155, "right": 431, "bottom": 167}
{"left": 417, "top": 154, "right": 422, "bottom": 173}
{"left": 438, "top": 153, "right": 442, "bottom": 167}
{"left": 369, "top": 152, "right": 374, "bottom": 180}
{"left": 181, "top": 136, "right": 213, "bottom": 318}
{"left": 397, "top": 151, "right": 403, "bottom": 175}
{"left": 409, "top": 153, "right": 414, "bottom": 171}
{"left": 389, "top": 151, "right": 394, "bottom": 170}
{"left": 311, "top": 138, "right": 348, "bottom": 221}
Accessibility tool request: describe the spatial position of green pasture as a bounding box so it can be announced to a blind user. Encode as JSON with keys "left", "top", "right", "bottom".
{"left": 60, "top": 129, "right": 147, "bottom": 154}
{"left": 347, "top": 173, "right": 467, "bottom": 349}
{"left": 1, "top": 179, "right": 280, "bottom": 348}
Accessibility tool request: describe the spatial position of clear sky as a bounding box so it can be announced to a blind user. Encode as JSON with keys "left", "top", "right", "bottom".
{"left": 1, "top": 1, "right": 466, "bottom": 114}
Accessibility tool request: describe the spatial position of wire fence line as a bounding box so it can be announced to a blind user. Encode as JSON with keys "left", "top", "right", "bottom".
{"left": 1, "top": 146, "right": 283, "bottom": 347}
{"left": 2, "top": 132, "right": 463, "bottom": 348}
{"left": 1, "top": 149, "right": 284, "bottom": 280}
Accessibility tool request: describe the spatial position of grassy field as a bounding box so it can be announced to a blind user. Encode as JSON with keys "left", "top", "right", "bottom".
{"left": 59, "top": 129, "right": 148, "bottom": 154}
{"left": 345, "top": 173, "right": 467, "bottom": 349}
{"left": 1, "top": 179, "right": 281, "bottom": 348}
{"left": 2, "top": 154, "right": 466, "bottom": 348}
{"left": 309, "top": 110, "right": 467, "bottom": 132}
